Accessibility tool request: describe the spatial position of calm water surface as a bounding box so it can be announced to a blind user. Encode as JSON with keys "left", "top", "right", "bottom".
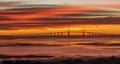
{"left": 0, "top": 38, "right": 120, "bottom": 57}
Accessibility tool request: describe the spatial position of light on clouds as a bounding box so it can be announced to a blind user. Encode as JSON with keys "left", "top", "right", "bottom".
{"left": 0, "top": 0, "right": 120, "bottom": 5}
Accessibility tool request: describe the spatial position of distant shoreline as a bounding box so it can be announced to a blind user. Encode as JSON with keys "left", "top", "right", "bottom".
{"left": 0, "top": 54, "right": 54, "bottom": 59}
{"left": 0, "top": 55, "right": 120, "bottom": 64}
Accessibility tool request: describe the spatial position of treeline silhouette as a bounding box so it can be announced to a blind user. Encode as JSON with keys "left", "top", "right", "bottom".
{"left": 1, "top": 56, "right": 120, "bottom": 64}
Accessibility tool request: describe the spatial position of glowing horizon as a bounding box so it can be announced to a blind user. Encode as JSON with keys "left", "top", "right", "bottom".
{"left": 0, "top": 24, "right": 119, "bottom": 35}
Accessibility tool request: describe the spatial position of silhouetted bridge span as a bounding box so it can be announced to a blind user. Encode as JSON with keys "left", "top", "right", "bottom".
{"left": 0, "top": 31, "right": 119, "bottom": 39}
{"left": 23, "top": 31, "right": 111, "bottom": 36}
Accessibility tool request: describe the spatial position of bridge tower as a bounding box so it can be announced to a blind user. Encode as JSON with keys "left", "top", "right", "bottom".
{"left": 68, "top": 26, "right": 70, "bottom": 36}
{"left": 82, "top": 27, "right": 85, "bottom": 37}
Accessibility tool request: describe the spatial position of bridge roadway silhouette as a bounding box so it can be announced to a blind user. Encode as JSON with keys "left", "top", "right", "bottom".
{"left": 0, "top": 31, "right": 114, "bottom": 39}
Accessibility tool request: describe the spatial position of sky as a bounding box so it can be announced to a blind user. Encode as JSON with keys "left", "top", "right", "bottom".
{"left": 0, "top": 0, "right": 120, "bottom": 5}
{"left": 0, "top": 0, "right": 120, "bottom": 35}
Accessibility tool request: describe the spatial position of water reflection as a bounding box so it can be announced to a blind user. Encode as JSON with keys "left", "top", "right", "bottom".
{"left": 0, "top": 38, "right": 120, "bottom": 57}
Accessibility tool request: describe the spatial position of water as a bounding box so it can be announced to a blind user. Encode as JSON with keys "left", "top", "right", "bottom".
{"left": 0, "top": 38, "right": 120, "bottom": 59}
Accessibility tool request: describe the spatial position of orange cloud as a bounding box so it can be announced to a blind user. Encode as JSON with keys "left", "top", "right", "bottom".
{"left": 0, "top": 4, "right": 120, "bottom": 35}
{"left": 1, "top": 6, "right": 100, "bottom": 19}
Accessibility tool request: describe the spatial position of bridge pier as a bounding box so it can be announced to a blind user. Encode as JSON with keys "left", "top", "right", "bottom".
{"left": 96, "top": 33, "right": 100, "bottom": 36}
{"left": 53, "top": 32, "right": 56, "bottom": 36}
{"left": 56, "top": 32, "right": 59, "bottom": 36}
{"left": 88, "top": 32, "right": 93, "bottom": 36}
{"left": 82, "top": 32, "right": 85, "bottom": 37}
{"left": 60, "top": 32, "right": 63, "bottom": 36}
{"left": 94, "top": 33, "right": 97, "bottom": 36}
{"left": 53, "top": 32, "right": 63, "bottom": 36}
{"left": 88, "top": 32, "right": 91, "bottom": 36}
{"left": 87, "top": 32, "right": 105, "bottom": 37}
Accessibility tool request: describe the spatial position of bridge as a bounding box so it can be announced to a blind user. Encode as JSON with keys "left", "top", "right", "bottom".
{"left": 0, "top": 29, "right": 114, "bottom": 39}
{"left": 11, "top": 27, "right": 112, "bottom": 37}
{"left": 21, "top": 31, "right": 110, "bottom": 37}
{"left": 0, "top": 27, "right": 117, "bottom": 39}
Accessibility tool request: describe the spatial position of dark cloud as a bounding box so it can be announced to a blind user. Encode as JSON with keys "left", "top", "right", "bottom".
{"left": 61, "top": 10, "right": 120, "bottom": 16}
{"left": 13, "top": 4, "right": 61, "bottom": 7}
{"left": 0, "top": 17, "right": 119, "bottom": 30}
{"left": 61, "top": 13, "right": 104, "bottom": 16}
{"left": 85, "top": 10, "right": 120, "bottom": 13}
{"left": 0, "top": 11, "right": 36, "bottom": 15}
{"left": 29, "top": 17, "right": 120, "bottom": 24}
{"left": 0, "top": 24, "right": 18, "bottom": 30}
{"left": 7, "top": 7, "right": 50, "bottom": 11}
{"left": 0, "top": 16, "right": 16, "bottom": 20}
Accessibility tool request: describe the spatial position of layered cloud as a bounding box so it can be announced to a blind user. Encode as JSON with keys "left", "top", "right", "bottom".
{"left": 0, "top": 2, "right": 120, "bottom": 31}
